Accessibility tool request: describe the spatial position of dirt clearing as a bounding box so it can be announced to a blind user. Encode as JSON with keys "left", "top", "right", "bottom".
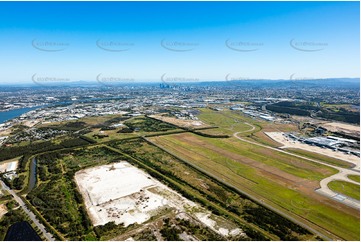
{"left": 75, "top": 161, "right": 244, "bottom": 237}
{"left": 149, "top": 115, "right": 210, "bottom": 129}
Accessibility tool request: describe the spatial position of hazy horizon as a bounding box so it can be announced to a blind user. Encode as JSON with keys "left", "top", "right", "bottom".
{"left": 0, "top": 1, "right": 359, "bottom": 84}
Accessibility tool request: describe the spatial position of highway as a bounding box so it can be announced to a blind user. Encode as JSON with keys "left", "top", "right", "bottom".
{"left": 0, "top": 180, "right": 54, "bottom": 241}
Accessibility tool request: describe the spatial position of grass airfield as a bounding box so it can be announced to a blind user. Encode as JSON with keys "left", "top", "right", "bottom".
{"left": 149, "top": 108, "right": 360, "bottom": 240}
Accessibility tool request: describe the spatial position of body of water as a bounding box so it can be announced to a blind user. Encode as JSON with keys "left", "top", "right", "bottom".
{"left": 5, "top": 221, "right": 41, "bottom": 241}
{"left": 0, "top": 96, "right": 127, "bottom": 125}
{"left": 28, "top": 158, "right": 37, "bottom": 193}
{"left": 0, "top": 107, "right": 39, "bottom": 124}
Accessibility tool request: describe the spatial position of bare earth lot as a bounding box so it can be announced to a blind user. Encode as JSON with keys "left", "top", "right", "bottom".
{"left": 149, "top": 115, "right": 209, "bottom": 129}
{"left": 75, "top": 161, "right": 243, "bottom": 237}
{"left": 321, "top": 122, "right": 360, "bottom": 134}
{"left": 0, "top": 159, "right": 18, "bottom": 173}
{"left": 0, "top": 204, "right": 7, "bottom": 220}
{"left": 291, "top": 116, "right": 359, "bottom": 136}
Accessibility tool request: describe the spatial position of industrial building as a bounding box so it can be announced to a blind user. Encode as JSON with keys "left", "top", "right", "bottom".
{"left": 285, "top": 133, "right": 360, "bottom": 157}
{"left": 304, "top": 137, "right": 341, "bottom": 149}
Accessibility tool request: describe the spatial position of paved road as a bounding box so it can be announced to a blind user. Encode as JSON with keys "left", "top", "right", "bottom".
{"left": 317, "top": 172, "right": 360, "bottom": 209}
{"left": 0, "top": 180, "right": 55, "bottom": 241}
{"left": 234, "top": 122, "right": 360, "bottom": 209}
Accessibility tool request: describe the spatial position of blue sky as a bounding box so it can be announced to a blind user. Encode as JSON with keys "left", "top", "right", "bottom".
{"left": 0, "top": 1, "right": 359, "bottom": 83}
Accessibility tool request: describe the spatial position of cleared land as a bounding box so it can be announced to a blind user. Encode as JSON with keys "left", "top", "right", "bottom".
{"left": 85, "top": 128, "right": 138, "bottom": 142}
{"left": 75, "top": 162, "right": 167, "bottom": 226}
{"left": 149, "top": 115, "right": 209, "bottom": 129}
{"left": 26, "top": 146, "right": 122, "bottom": 240}
{"left": 0, "top": 158, "right": 19, "bottom": 173}
{"left": 148, "top": 109, "right": 359, "bottom": 240}
{"left": 291, "top": 117, "right": 360, "bottom": 135}
{"left": 328, "top": 180, "right": 360, "bottom": 200}
{"left": 321, "top": 121, "right": 360, "bottom": 133}
{"left": 75, "top": 161, "right": 244, "bottom": 237}
{"left": 29, "top": 146, "right": 244, "bottom": 240}
{"left": 0, "top": 204, "right": 7, "bottom": 219}
{"left": 110, "top": 138, "right": 315, "bottom": 240}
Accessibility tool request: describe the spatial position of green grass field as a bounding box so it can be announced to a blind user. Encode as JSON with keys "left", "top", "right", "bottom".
{"left": 85, "top": 128, "right": 138, "bottom": 142}
{"left": 109, "top": 139, "right": 314, "bottom": 240}
{"left": 84, "top": 116, "right": 184, "bottom": 142}
{"left": 197, "top": 108, "right": 298, "bottom": 147}
{"left": 328, "top": 180, "right": 360, "bottom": 200}
{"left": 348, "top": 175, "right": 360, "bottom": 183}
{"left": 197, "top": 108, "right": 261, "bottom": 135}
{"left": 148, "top": 108, "right": 360, "bottom": 240}
{"left": 285, "top": 148, "right": 355, "bottom": 169}
{"left": 151, "top": 133, "right": 359, "bottom": 240}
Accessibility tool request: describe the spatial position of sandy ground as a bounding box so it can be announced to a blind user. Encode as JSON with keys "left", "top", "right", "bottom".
{"left": 264, "top": 132, "right": 360, "bottom": 169}
{"left": 291, "top": 116, "right": 359, "bottom": 135}
{"left": 0, "top": 204, "right": 7, "bottom": 219}
{"left": 22, "top": 120, "right": 40, "bottom": 127}
{"left": 75, "top": 162, "right": 167, "bottom": 226}
{"left": 75, "top": 162, "right": 155, "bottom": 205}
{"left": 0, "top": 182, "right": 3, "bottom": 196}
{"left": 321, "top": 122, "right": 359, "bottom": 133}
{"left": 75, "top": 161, "right": 243, "bottom": 237}
{"left": 0, "top": 129, "right": 11, "bottom": 136}
{"left": 149, "top": 115, "right": 209, "bottom": 129}
{"left": 194, "top": 212, "right": 244, "bottom": 237}
{"left": 0, "top": 160, "right": 18, "bottom": 173}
